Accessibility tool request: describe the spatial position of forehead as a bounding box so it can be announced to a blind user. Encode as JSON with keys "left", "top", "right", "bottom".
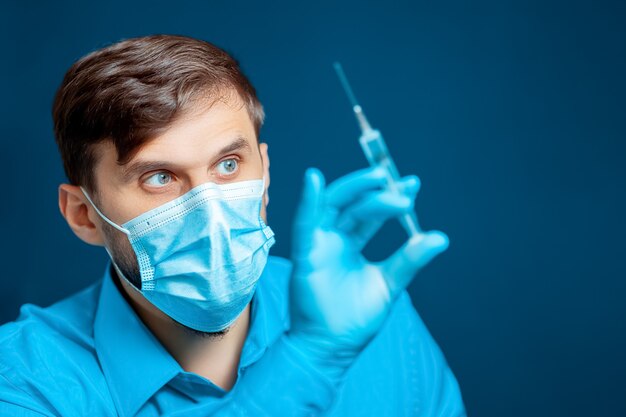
{"left": 91, "top": 93, "right": 259, "bottom": 190}
{"left": 93, "top": 92, "right": 256, "bottom": 164}
{"left": 133, "top": 93, "right": 256, "bottom": 160}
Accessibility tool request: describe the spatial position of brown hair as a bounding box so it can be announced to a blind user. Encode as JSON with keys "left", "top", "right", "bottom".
{"left": 52, "top": 34, "right": 265, "bottom": 192}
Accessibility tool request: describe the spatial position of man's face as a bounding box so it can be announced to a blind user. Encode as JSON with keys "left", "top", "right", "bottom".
{"left": 89, "top": 93, "right": 270, "bottom": 289}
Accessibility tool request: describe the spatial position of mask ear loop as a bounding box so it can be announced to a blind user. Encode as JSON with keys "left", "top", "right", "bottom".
{"left": 258, "top": 176, "right": 274, "bottom": 240}
{"left": 80, "top": 187, "right": 131, "bottom": 236}
{"left": 80, "top": 188, "right": 140, "bottom": 289}
{"left": 261, "top": 175, "right": 269, "bottom": 207}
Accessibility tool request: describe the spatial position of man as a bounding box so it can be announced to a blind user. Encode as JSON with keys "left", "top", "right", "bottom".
{"left": 0, "top": 35, "right": 465, "bottom": 416}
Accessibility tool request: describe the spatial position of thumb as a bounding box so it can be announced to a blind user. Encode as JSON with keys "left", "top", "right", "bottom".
{"left": 380, "top": 230, "right": 450, "bottom": 299}
{"left": 291, "top": 167, "right": 326, "bottom": 259}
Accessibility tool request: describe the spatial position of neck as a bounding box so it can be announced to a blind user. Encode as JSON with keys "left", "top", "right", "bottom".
{"left": 117, "top": 276, "right": 251, "bottom": 391}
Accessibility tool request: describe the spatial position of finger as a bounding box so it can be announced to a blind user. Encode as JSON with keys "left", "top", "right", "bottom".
{"left": 395, "top": 174, "right": 421, "bottom": 195}
{"left": 336, "top": 190, "right": 413, "bottom": 233}
{"left": 336, "top": 175, "right": 420, "bottom": 236}
{"left": 348, "top": 221, "right": 385, "bottom": 252}
{"left": 291, "top": 167, "right": 326, "bottom": 258}
{"left": 338, "top": 192, "right": 413, "bottom": 252}
{"left": 325, "top": 166, "right": 387, "bottom": 209}
{"left": 379, "top": 230, "right": 450, "bottom": 299}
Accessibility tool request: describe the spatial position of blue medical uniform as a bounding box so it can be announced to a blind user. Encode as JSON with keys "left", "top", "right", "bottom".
{"left": 0, "top": 256, "right": 466, "bottom": 416}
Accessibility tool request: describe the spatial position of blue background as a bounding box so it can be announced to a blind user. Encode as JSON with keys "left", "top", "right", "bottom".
{"left": 1, "top": 1, "right": 624, "bottom": 416}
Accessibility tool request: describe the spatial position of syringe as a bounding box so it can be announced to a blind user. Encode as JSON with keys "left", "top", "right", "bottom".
{"left": 333, "top": 62, "right": 422, "bottom": 238}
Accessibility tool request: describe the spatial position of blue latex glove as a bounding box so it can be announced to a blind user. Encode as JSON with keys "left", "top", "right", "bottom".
{"left": 164, "top": 166, "right": 453, "bottom": 416}
{"left": 286, "top": 166, "right": 450, "bottom": 381}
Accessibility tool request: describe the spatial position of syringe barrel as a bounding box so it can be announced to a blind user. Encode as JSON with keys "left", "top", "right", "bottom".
{"left": 358, "top": 129, "right": 422, "bottom": 237}
{"left": 358, "top": 129, "right": 401, "bottom": 180}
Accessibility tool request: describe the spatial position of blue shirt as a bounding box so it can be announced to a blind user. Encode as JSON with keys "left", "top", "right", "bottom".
{"left": 0, "top": 256, "right": 465, "bottom": 416}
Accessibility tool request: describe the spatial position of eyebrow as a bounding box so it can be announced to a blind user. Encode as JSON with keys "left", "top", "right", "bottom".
{"left": 120, "top": 136, "right": 252, "bottom": 182}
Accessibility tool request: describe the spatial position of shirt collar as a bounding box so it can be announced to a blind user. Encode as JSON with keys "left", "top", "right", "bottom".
{"left": 94, "top": 263, "right": 180, "bottom": 417}
{"left": 239, "top": 260, "right": 288, "bottom": 369}
{"left": 168, "top": 260, "right": 289, "bottom": 403}
{"left": 93, "top": 259, "right": 288, "bottom": 416}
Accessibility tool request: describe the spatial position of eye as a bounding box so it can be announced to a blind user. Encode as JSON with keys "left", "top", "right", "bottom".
{"left": 143, "top": 171, "right": 172, "bottom": 187}
{"left": 217, "top": 158, "right": 239, "bottom": 176}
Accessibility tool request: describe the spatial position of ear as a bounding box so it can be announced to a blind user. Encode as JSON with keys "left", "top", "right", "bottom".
{"left": 58, "top": 184, "right": 105, "bottom": 246}
{"left": 259, "top": 142, "right": 270, "bottom": 206}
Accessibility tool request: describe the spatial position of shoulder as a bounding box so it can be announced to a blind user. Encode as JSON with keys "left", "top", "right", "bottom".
{"left": 365, "top": 290, "right": 449, "bottom": 371}
{"left": 257, "top": 255, "right": 293, "bottom": 325}
{"left": 0, "top": 280, "right": 102, "bottom": 358}
{"left": 332, "top": 291, "right": 466, "bottom": 416}
{"left": 259, "top": 255, "right": 293, "bottom": 296}
{"left": 265, "top": 255, "right": 293, "bottom": 276}
{"left": 0, "top": 282, "right": 105, "bottom": 411}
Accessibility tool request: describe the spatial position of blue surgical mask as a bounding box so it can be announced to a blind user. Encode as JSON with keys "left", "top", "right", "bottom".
{"left": 81, "top": 178, "right": 275, "bottom": 332}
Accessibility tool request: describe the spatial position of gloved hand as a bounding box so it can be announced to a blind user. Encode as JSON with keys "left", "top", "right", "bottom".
{"left": 286, "top": 166, "right": 449, "bottom": 381}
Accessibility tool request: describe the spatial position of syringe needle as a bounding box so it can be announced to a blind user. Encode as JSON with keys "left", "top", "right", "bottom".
{"left": 333, "top": 62, "right": 360, "bottom": 109}
{"left": 333, "top": 62, "right": 373, "bottom": 132}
